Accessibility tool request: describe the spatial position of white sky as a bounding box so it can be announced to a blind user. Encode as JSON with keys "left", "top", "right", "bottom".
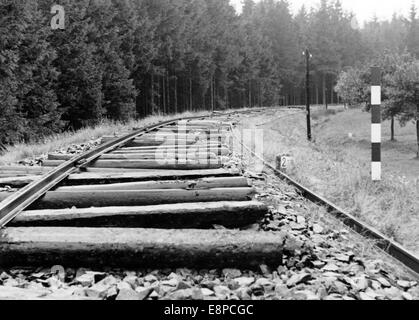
{"left": 230, "top": 0, "right": 419, "bottom": 24}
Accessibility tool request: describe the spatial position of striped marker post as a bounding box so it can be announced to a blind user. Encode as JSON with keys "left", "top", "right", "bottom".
{"left": 371, "top": 67, "right": 381, "bottom": 181}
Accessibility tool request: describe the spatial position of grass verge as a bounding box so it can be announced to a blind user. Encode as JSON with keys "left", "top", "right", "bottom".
{"left": 238, "top": 106, "right": 419, "bottom": 254}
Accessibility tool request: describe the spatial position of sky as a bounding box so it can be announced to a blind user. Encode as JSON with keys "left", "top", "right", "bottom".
{"left": 229, "top": 0, "right": 419, "bottom": 25}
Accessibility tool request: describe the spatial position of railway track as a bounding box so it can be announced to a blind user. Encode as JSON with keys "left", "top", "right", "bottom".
{"left": 0, "top": 109, "right": 290, "bottom": 269}
{"left": 0, "top": 107, "right": 418, "bottom": 300}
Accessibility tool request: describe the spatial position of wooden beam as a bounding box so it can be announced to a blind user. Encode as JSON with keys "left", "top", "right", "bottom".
{"left": 101, "top": 137, "right": 226, "bottom": 147}
{"left": 0, "top": 166, "right": 50, "bottom": 174}
{"left": 0, "top": 173, "right": 41, "bottom": 178}
{"left": 47, "top": 152, "right": 218, "bottom": 161}
{"left": 0, "top": 188, "right": 255, "bottom": 209}
{"left": 101, "top": 136, "right": 189, "bottom": 143}
{"left": 111, "top": 147, "right": 230, "bottom": 156}
{"left": 81, "top": 168, "right": 172, "bottom": 173}
{"left": 54, "top": 177, "right": 249, "bottom": 191}
{"left": 11, "top": 201, "right": 266, "bottom": 228}
{"left": 0, "top": 169, "right": 239, "bottom": 188}
{"left": 0, "top": 175, "right": 40, "bottom": 188}
{"left": 64, "top": 168, "right": 239, "bottom": 185}
{"left": 129, "top": 132, "right": 226, "bottom": 140}
{"left": 184, "top": 120, "right": 231, "bottom": 126}
{"left": 42, "top": 159, "right": 224, "bottom": 169}
{"left": 111, "top": 144, "right": 228, "bottom": 151}
{"left": 126, "top": 140, "right": 224, "bottom": 148}
{"left": 155, "top": 127, "right": 228, "bottom": 134}
{"left": 0, "top": 227, "right": 284, "bottom": 268}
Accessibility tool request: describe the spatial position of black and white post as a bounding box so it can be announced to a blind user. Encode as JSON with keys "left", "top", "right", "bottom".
{"left": 371, "top": 67, "right": 381, "bottom": 181}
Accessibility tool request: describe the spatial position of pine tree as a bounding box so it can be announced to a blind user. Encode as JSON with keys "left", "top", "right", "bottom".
{"left": 406, "top": 4, "right": 419, "bottom": 58}
{"left": 0, "top": 0, "right": 61, "bottom": 143}
{"left": 309, "top": 0, "right": 341, "bottom": 108}
{"left": 18, "top": 2, "right": 62, "bottom": 140}
{"left": 50, "top": 0, "right": 105, "bottom": 129}
{"left": 87, "top": 0, "right": 136, "bottom": 121}
{"left": 0, "top": 1, "right": 26, "bottom": 144}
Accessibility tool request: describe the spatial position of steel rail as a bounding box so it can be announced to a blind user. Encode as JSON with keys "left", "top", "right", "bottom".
{"left": 231, "top": 125, "right": 419, "bottom": 276}
{"left": 0, "top": 115, "right": 215, "bottom": 228}
{"left": 0, "top": 106, "right": 297, "bottom": 229}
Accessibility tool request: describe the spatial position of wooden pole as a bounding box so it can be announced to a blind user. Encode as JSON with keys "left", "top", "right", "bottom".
{"left": 304, "top": 49, "right": 312, "bottom": 141}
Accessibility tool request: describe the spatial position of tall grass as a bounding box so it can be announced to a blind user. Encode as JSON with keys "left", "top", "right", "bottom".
{"left": 239, "top": 107, "right": 419, "bottom": 254}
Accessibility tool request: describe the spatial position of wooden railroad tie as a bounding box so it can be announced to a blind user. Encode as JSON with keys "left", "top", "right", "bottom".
{"left": 0, "top": 116, "right": 294, "bottom": 269}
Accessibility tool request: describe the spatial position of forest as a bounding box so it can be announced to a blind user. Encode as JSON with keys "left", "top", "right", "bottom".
{"left": 0, "top": 0, "right": 418, "bottom": 145}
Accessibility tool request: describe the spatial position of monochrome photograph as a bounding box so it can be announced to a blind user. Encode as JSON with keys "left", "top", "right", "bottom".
{"left": 0, "top": 0, "right": 418, "bottom": 308}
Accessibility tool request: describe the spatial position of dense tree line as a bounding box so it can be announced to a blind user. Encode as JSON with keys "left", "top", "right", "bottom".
{"left": 0, "top": 0, "right": 418, "bottom": 146}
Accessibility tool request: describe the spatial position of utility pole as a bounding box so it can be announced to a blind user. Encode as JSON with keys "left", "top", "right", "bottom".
{"left": 303, "top": 49, "right": 312, "bottom": 141}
